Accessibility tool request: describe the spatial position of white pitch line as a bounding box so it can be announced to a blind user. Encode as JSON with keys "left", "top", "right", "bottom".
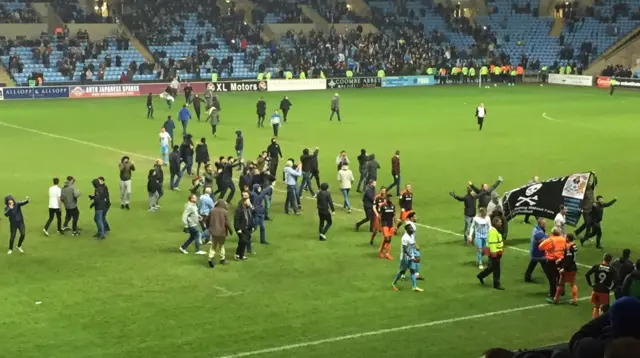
{"left": 214, "top": 296, "right": 591, "bottom": 358}
{"left": 542, "top": 112, "right": 561, "bottom": 122}
{"left": 0, "top": 121, "right": 592, "bottom": 266}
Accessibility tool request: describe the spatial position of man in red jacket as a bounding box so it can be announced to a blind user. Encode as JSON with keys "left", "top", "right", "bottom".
{"left": 386, "top": 150, "right": 401, "bottom": 196}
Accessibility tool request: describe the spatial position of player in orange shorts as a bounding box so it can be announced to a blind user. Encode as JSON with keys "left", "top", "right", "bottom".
{"left": 397, "top": 184, "right": 414, "bottom": 229}
{"left": 553, "top": 233, "right": 579, "bottom": 305}
{"left": 369, "top": 187, "right": 387, "bottom": 246}
{"left": 378, "top": 194, "right": 397, "bottom": 260}
{"left": 585, "top": 253, "right": 616, "bottom": 318}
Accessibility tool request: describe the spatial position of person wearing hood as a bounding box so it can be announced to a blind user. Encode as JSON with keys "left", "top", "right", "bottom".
{"left": 178, "top": 104, "right": 192, "bottom": 136}
{"left": 207, "top": 106, "right": 219, "bottom": 136}
{"left": 61, "top": 176, "right": 81, "bottom": 236}
{"left": 89, "top": 178, "right": 107, "bottom": 240}
{"left": 206, "top": 199, "right": 233, "bottom": 267}
{"left": 256, "top": 97, "right": 266, "bottom": 127}
{"left": 4, "top": 194, "right": 30, "bottom": 254}
{"left": 469, "top": 177, "right": 504, "bottom": 209}
{"left": 251, "top": 183, "right": 272, "bottom": 245}
{"left": 195, "top": 137, "right": 210, "bottom": 176}
{"left": 162, "top": 115, "right": 176, "bottom": 144}
{"left": 235, "top": 130, "right": 244, "bottom": 171}
{"left": 146, "top": 168, "right": 160, "bottom": 211}
{"left": 179, "top": 194, "right": 206, "bottom": 255}
{"left": 118, "top": 155, "right": 135, "bottom": 210}
{"left": 613, "top": 249, "right": 635, "bottom": 299}
{"left": 299, "top": 147, "right": 319, "bottom": 201}
{"left": 267, "top": 137, "right": 283, "bottom": 176}
{"left": 316, "top": 183, "right": 335, "bottom": 241}
{"left": 365, "top": 154, "right": 380, "bottom": 182}
{"left": 43, "top": 177, "right": 63, "bottom": 236}
{"left": 356, "top": 149, "right": 368, "bottom": 192}
{"left": 179, "top": 134, "right": 195, "bottom": 176}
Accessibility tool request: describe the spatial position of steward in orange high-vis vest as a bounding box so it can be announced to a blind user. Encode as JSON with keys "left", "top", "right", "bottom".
{"left": 516, "top": 65, "right": 524, "bottom": 82}
{"left": 539, "top": 227, "right": 567, "bottom": 300}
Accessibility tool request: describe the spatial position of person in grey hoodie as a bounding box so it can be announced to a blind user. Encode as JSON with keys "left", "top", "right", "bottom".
{"left": 4, "top": 195, "right": 30, "bottom": 254}
{"left": 61, "top": 176, "right": 81, "bottom": 236}
{"left": 118, "top": 156, "right": 135, "bottom": 210}
{"left": 179, "top": 194, "right": 205, "bottom": 255}
{"left": 251, "top": 183, "right": 272, "bottom": 245}
{"left": 329, "top": 93, "right": 341, "bottom": 121}
{"left": 469, "top": 176, "right": 503, "bottom": 209}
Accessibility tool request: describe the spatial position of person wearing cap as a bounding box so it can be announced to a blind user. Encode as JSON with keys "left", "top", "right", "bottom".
{"left": 569, "top": 296, "right": 640, "bottom": 358}
{"left": 329, "top": 93, "right": 341, "bottom": 121}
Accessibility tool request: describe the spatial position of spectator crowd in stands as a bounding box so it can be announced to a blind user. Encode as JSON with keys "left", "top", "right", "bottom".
{"left": 251, "top": 0, "right": 312, "bottom": 24}
{"left": 601, "top": 64, "right": 636, "bottom": 78}
{"left": 0, "top": 1, "right": 38, "bottom": 23}
{"left": 51, "top": 0, "right": 113, "bottom": 23}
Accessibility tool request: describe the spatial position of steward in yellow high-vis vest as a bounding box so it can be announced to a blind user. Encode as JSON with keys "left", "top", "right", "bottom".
{"left": 299, "top": 71, "right": 306, "bottom": 80}
{"left": 346, "top": 70, "right": 353, "bottom": 78}
{"left": 377, "top": 69, "right": 385, "bottom": 78}
{"left": 211, "top": 72, "right": 218, "bottom": 82}
{"left": 477, "top": 217, "right": 505, "bottom": 290}
{"left": 285, "top": 71, "right": 293, "bottom": 79}
{"left": 320, "top": 71, "right": 326, "bottom": 79}
{"left": 265, "top": 72, "right": 271, "bottom": 80}
{"left": 468, "top": 67, "right": 476, "bottom": 84}
{"left": 461, "top": 66, "right": 468, "bottom": 83}
{"left": 257, "top": 72, "right": 264, "bottom": 80}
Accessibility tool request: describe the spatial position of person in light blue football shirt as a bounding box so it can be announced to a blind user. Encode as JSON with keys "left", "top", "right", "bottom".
{"left": 270, "top": 109, "right": 282, "bottom": 137}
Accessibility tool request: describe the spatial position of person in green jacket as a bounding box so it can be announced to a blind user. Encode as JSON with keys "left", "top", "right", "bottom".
{"left": 299, "top": 71, "right": 306, "bottom": 80}
{"left": 492, "top": 66, "right": 501, "bottom": 84}
{"left": 540, "top": 65, "right": 548, "bottom": 83}
{"left": 462, "top": 66, "right": 469, "bottom": 83}
{"left": 509, "top": 69, "right": 517, "bottom": 86}
{"left": 610, "top": 78, "right": 618, "bottom": 96}
{"left": 480, "top": 66, "right": 488, "bottom": 84}
{"left": 559, "top": 66, "right": 565, "bottom": 75}
{"left": 469, "top": 67, "right": 476, "bottom": 83}
{"left": 477, "top": 217, "right": 505, "bottom": 290}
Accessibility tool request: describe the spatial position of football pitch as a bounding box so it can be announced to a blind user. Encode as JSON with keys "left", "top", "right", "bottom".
{"left": 0, "top": 84, "right": 638, "bottom": 358}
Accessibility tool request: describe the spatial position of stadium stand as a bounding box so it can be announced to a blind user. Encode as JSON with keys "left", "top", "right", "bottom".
{"left": 0, "top": 0, "right": 39, "bottom": 23}
{"left": 251, "top": 0, "right": 312, "bottom": 24}
{"left": 51, "top": 0, "right": 111, "bottom": 23}
{"left": 309, "top": 0, "right": 369, "bottom": 23}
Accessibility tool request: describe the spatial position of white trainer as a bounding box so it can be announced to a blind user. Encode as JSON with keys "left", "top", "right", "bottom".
{"left": 179, "top": 247, "right": 188, "bottom": 254}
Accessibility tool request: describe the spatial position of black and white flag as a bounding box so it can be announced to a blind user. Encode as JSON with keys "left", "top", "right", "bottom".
{"left": 502, "top": 172, "right": 595, "bottom": 226}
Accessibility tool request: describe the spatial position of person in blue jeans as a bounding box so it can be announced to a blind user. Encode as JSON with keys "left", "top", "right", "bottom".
{"left": 178, "top": 104, "right": 191, "bottom": 135}
{"left": 179, "top": 194, "right": 205, "bottom": 255}
{"left": 284, "top": 160, "right": 302, "bottom": 214}
{"left": 89, "top": 178, "right": 107, "bottom": 240}
{"left": 337, "top": 164, "right": 354, "bottom": 213}
{"left": 468, "top": 208, "right": 491, "bottom": 269}
{"left": 251, "top": 184, "right": 273, "bottom": 244}
{"left": 449, "top": 187, "right": 477, "bottom": 244}
{"left": 298, "top": 147, "right": 318, "bottom": 201}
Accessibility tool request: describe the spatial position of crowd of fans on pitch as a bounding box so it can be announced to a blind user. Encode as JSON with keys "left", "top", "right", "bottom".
{"left": 0, "top": 1, "right": 38, "bottom": 23}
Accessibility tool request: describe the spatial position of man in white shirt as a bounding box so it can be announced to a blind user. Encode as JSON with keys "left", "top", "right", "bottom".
{"left": 43, "top": 177, "right": 63, "bottom": 236}
{"left": 159, "top": 128, "right": 171, "bottom": 165}
{"left": 469, "top": 207, "right": 491, "bottom": 269}
{"left": 337, "top": 164, "right": 354, "bottom": 212}
{"left": 475, "top": 103, "right": 486, "bottom": 131}
{"left": 555, "top": 205, "right": 567, "bottom": 235}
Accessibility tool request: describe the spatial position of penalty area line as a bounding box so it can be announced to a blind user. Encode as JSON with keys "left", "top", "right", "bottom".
{"left": 214, "top": 296, "right": 591, "bottom": 358}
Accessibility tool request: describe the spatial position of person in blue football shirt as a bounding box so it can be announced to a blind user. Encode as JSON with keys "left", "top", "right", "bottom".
{"left": 270, "top": 109, "right": 282, "bottom": 137}
{"left": 391, "top": 223, "right": 423, "bottom": 292}
{"left": 178, "top": 105, "right": 192, "bottom": 136}
{"left": 468, "top": 207, "right": 491, "bottom": 269}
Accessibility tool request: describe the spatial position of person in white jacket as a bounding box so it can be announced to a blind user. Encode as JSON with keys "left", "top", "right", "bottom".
{"left": 337, "top": 165, "right": 354, "bottom": 213}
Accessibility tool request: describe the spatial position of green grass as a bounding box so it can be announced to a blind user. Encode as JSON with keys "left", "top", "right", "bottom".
{"left": 0, "top": 85, "right": 639, "bottom": 358}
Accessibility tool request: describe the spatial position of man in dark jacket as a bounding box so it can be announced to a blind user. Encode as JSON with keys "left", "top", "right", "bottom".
{"left": 267, "top": 137, "right": 282, "bottom": 175}
{"left": 184, "top": 82, "right": 193, "bottom": 105}
{"left": 147, "top": 92, "right": 154, "bottom": 119}
{"left": 469, "top": 177, "right": 503, "bottom": 209}
{"left": 147, "top": 168, "right": 161, "bottom": 211}
{"left": 193, "top": 93, "right": 202, "bottom": 121}
{"left": 356, "top": 149, "right": 368, "bottom": 192}
{"left": 386, "top": 150, "right": 401, "bottom": 196}
{"left": 310, "top": 150, "right": 321, "bottom": 190}
{"left": 195, "top": 137, "right": 209, "bottom": 176}
{"left": 299, "top": 147, "right": 318, "bottom": 201}
{"left": 234, "top": 197, "right": 254, "bottom": 260}
{"left": 235, "top": 130, "right": 244, "bottom": 171}
{"left": 279, "top": 96, "right": 291, "bottom": 123}
{"left": 524, "top": 218, "right": 547, "bottom": 282}
{"left": 118, "top": 155, "right": 135, "bottom": 210}
{"left": 581, "top": 195, "right": 617, "bottom": 249}
{"left": 4, "top": 195, "right": 30, "bottom": 254}
{"left": 220, "top": 156, "right": 241, "bottom": 203}
{"left": 316, "top": 183, "right": 335, "bottom": 241}
{"left": 251, "top": 183, "right": 272, "bottom": 244}
{"left": 99, "top": 176, "right": 111, "bottom": 233}
{"left": 450, "top": 187, "right": 477, "bottom": 244}
{"left": 355, "top": 180, "right": 376, "bottom": 233}
{"left": 154, "top": 159, "right": 165, "bottom": 203}
{"left": 622, "top": 259, "right": 640, "bottom": 298}
{"left": 256, "top": 97, "right": 266, "bottom": 127}
{"left": 613, "top": 249, "right": 635, "bottom": 299}
{"left": 61, "top": 176, "right": 81, "bottom": 236}
{"left": 89, "top": 178, "right": 107, "bottom": 239}
{"left": 179, "top": 134, "right": 195, "bottom": 176}
{"left": 169, "top": 145, "right": 182, "bottom": 190}
{"left": 365, "top": 154, "right": 380, "bottom": 182}
{"left": 163, "top": 115, "right": 176, "bottom": 144}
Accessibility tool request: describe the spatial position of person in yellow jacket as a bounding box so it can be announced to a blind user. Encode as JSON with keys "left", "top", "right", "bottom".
{"left": 492, "top": 66, "right": 501, "bottom": 84}
{"left": 257, "top": 72, "right": 264, "bottom": 80}
{"left": 320, "top": 71, "right": 326, "bottom": 79}
{"left": 461, "top": 66, "right": 468, "bottom": 84}
{"left": 265, "top": 72, "right": 271, "bottom": 80}
{"left": 477, "top": 217, "right": 505, "bottom": 290}
{"left": 480, "top": 65, "right": 488, "bottom": 84}
{"left": 565, "top": 64, "right": 572, "bottom": 75}
{"left": 211, "top": 72, "right": 218, "bottom": 82}
{"left": 346, "top": 69, "right": 353, "bottom": 78}
{"left": 299, "top": 71, "right": 306, "bottom": 80}
{"left": 469, "top": 67, "right": 476, "bottom": 83}
{"left": 377, "top": 69, "right": 385, "bottom": 78}
{"left": 285, "top": 70, "right": 293, "bottom": 79}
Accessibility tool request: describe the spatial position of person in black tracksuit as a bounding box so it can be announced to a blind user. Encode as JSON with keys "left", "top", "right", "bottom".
{"left": 267, "top": 138, "right": 283, "bottom": 176}
{"left": 154, "top": 160, "right": 165, "bottom": 204}
{"left": 195, "top": 137, "right": 210, "bottom": 176}
{"left": 298, "top": 148, "right": 318, "bottom": 202}
{"left": 612, "top": 249, "right": 635, "bottom": 299}
{"left": 235, "top": 130, "right": 244, "bottom": 171}
{"left": 184, "top": 83, "right": 193, "bottom": 105}
{"left": 169, "top": 145, "right": 182, "bottom": 190}
{"left": 355, "top": 180, "right": 376, "bottom": 232}
{"left": 234, "top": 197, "right": 254, "bottom": 260}
{"left": 4, "top": 195, "right": 30, "bottom": 254}
{"left": 581, "top": 195, "right": 617, "bottom": 249}
{"left": 279, "top": 96, "right": 292, "bottom": 123}
{"left": 220, "top": 156, "right": 241, "bottom": 203}
{"left": 316, "top": 183, "right": 335, "bottom": 241}
{"left": 146, "top": 93, "right": 154, "bottom": 119}
{"left": 256, "top": 97, "right": 266, "bottom": 127}
{"left": 310, "top": 152, "right": 321, "bottom": 190}
{"left": 180, "top": 134, "right": 195, "bottom": 176}
{"left": 193, "top": 94, "right": 202, "bottom": 121}
{"left": 356, "top": 149, "right": 368, "bottom": 192}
